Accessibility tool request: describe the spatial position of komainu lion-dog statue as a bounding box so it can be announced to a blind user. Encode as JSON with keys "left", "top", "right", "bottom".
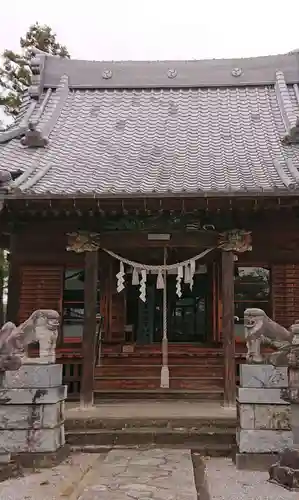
{"left": 244, "top": 308, "right": 296, "bottom": 364}
{"left": 0, "top": 310, "right": 60, "bottom": 371}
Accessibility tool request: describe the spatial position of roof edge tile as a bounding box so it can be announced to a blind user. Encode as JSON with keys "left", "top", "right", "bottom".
{"left": 275, "top": 71, "right": 298, "bottom": 133}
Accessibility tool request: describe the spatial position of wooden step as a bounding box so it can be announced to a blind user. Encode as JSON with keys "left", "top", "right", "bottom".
{"left": 95, "top": 364, "right": 224, "bottom": 378}
{"left": 93, "top": 389, "right": 223, "bottom": 400}
{"left": 94, "top": 377, "right": 224, "bottom": 391}
{"left": 101, "top": 355, "right": 224, "bottom": 366}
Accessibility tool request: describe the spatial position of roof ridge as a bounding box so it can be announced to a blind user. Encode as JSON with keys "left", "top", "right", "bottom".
{"left": 41, "top": 52, "right": 299, "bottom": 90}
{"left": 19, "top": 163, "right": 52, "bottom": 191}
{"left": 40, "top": 52, "right": 296, "bottom": 65}
{"left": 39, "top": 75, "right": 69, "bottom": 139}
{"left": 275, "top": 71, "right": 298, "bottom": 133}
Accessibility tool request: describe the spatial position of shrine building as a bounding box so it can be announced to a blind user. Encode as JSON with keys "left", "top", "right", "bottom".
{"left": 0, "top": 51, "right": 299, "bottom": 406}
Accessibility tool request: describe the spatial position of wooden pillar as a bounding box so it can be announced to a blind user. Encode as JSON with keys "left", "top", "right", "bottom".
{"left": 221, "top": 250, "right": 236, "bottom": 407}
{"left": 6, "top": 234, "right": 20, "bottom": 324}
{"left": 80, "top": 250, "right": 98, "bottom": 408}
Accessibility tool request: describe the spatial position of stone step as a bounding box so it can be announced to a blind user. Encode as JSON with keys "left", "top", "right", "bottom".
{"left": 70, "top": 442, "right": 234, "bottom": 457}
{"left": 65, "top": 416, "right": 236, "bottom": 431}
{"left": 66, "top": 427, "right": 236, "bottom": 449}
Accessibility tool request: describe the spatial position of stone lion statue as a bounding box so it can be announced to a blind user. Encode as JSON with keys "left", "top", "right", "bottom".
{"left": 244, "top": 308, "right": 294, "bottom": 363}
{"left": 0, "top": 310, "right": 60, "bottom": 369}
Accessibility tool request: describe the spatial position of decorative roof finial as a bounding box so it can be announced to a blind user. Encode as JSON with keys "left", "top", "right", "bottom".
{"left": 0, "top": 169, "right": 23, "bottom": 193}
{"left": 20, "top": 122, "right": 48, "bottom": 148}
{"left": 282, "top": 117, "right": 299, "bottom": 145}
{"left": 28, "top": 52, "right": 45, "bottom": 99}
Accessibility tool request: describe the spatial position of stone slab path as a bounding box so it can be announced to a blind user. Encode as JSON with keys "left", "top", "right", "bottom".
{"left": 0, "top": 449, "right": 197, "bottom": 500}
{"left": 78, "top": 448, "right": 197, "bottom": 500}
{"left": 2, "top": 450, "right": 298, "bottom": 499}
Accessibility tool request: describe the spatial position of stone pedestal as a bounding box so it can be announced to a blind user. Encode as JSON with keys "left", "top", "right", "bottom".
{"left": 235, "top": 364, "right": 292, "bottom": 470}
{"left": 0, "top": 363, "right": 69, "bottom": 469}
{"left": 269, "top": 368, "right": 299, "bottom": 491}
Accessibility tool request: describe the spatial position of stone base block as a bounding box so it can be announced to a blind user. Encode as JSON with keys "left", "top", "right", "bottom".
{"left": 238, "top": 403, "right": 290, "bottom": 430}
{"left": 240, "top": 364, "right": 288, "bottom": 388}
{"left": 3, "top": 364, "right": 63, "bottom": 389}
{"left": 237, "top": 388, "right": 289, "bottom": 404}
{"left": 0, "top": 424, "right": 65, "bottom": 453}
{"left": 0, "top": 461, "right": 23, "bottom": 482}
{"left": 0, "top": 385, "right": 67, "bottom": 404}
{"left": 12, "top": 443, "right": 70, "bottom": 469}
{"left": 268, "top": 448, "right": 299, "bottom": 491}
{"left": 0, "top": 452, "right": 10, "bottom": 464}
{"left": 237, "top": 429, "right": 293, "bottom": 453}
{"left": 0, "top": 401, "right": 65, "bottom": 430}
{"left": 269, "top": 465, "right": 299, "bottom": 491}
{"left": 234, "top": 452, "right": 278, "bottom": 471}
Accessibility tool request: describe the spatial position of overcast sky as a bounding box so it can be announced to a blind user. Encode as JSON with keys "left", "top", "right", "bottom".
{"left": 0, "top": 0, "right": 299, "bottom": 60}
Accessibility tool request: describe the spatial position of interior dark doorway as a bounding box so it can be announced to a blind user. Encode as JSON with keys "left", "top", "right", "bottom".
{"left": 126, "top": 270, "right": 210, "bottom": 344}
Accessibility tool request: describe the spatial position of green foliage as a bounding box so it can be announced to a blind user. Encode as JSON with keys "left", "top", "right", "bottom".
{"left": 0, "top": 22, "right": 70, "bottom": 117}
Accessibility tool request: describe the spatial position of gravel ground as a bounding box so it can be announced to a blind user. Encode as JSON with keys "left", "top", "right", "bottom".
{"left": 205, "top": 457, "right": 298, "bottom": 500}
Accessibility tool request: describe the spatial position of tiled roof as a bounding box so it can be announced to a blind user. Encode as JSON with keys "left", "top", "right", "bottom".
{"left": 0, "top": 52, "right": 299, "bottom": 197}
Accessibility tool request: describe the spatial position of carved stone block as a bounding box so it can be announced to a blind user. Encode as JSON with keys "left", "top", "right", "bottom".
{"left": 240, "top": 364, "right": 288, "bottom": 388}
{"left": 0, "top": 424, "right": 65, "bottom": 453}
{"left": 237, "top": 429, "right": 293, "bottom": 453}
{"left": 237, "top": 388, "right": 289, "bottom": 405}
{"left": 2, "top": 364, "right": 62, "bottom": 389}
{"left": 269, "top": 448, "right": 299, "bottom": 491}
{"left": 0, "top": 386, "right": 67, "bottom": 405}
{"left": 0, "top": 401, "right": 64, "bottom": 430}
{"left": 238, "top": 404, "right": 290, "bottom": 430}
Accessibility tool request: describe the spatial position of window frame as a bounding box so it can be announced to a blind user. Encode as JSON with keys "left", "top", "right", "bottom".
{"left": 62, "top": 266, "right": 86, "bottom": 345}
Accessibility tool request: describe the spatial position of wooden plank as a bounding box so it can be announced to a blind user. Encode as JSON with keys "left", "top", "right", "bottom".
{"left": 80, "top": 251, "right": 98, "bottom": 407}
{"left": 18, "top": 266, "right": 63, "bottom": 323}
{"left": 221, "top": 250, "right": 236, "bottom": 406}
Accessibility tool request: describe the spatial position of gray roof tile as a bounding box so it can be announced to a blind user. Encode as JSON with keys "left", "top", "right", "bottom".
{"left": 0, "top": 54, "right": 299, "bottom": 197}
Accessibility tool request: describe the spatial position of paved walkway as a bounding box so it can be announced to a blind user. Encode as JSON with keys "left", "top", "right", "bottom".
{"left": 78, "top": 448, "right": 197, "bottom": 500}
{"left": 0, "top": 449, "right": 197, "bottom": 500}
{"left": 1, "top": 450, "right": 299, "bottom": 499}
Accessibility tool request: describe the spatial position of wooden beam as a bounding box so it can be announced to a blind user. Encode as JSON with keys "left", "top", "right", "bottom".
{"left": 80, "top": 250, "right": 98, "bottom": 408}
{"left": 221, "top": 250, "right": 236, "bottom": 406}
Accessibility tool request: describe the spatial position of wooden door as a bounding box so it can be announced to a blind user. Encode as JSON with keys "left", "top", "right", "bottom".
{"left": 137, "top": 283, "right": 155, "bottom": 344}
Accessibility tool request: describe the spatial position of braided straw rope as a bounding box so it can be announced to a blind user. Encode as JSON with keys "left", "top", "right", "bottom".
{"left": 103, "top": 247, "right": 214, "bottom": 270}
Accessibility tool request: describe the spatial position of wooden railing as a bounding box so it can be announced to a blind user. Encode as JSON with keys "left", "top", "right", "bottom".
{"left": 59, "top": 359, "right": 82, "bottom": 400}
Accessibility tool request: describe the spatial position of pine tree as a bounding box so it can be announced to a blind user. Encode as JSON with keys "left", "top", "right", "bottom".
{"left": 0, "top": 22, "right": 70, "bottom": 117}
